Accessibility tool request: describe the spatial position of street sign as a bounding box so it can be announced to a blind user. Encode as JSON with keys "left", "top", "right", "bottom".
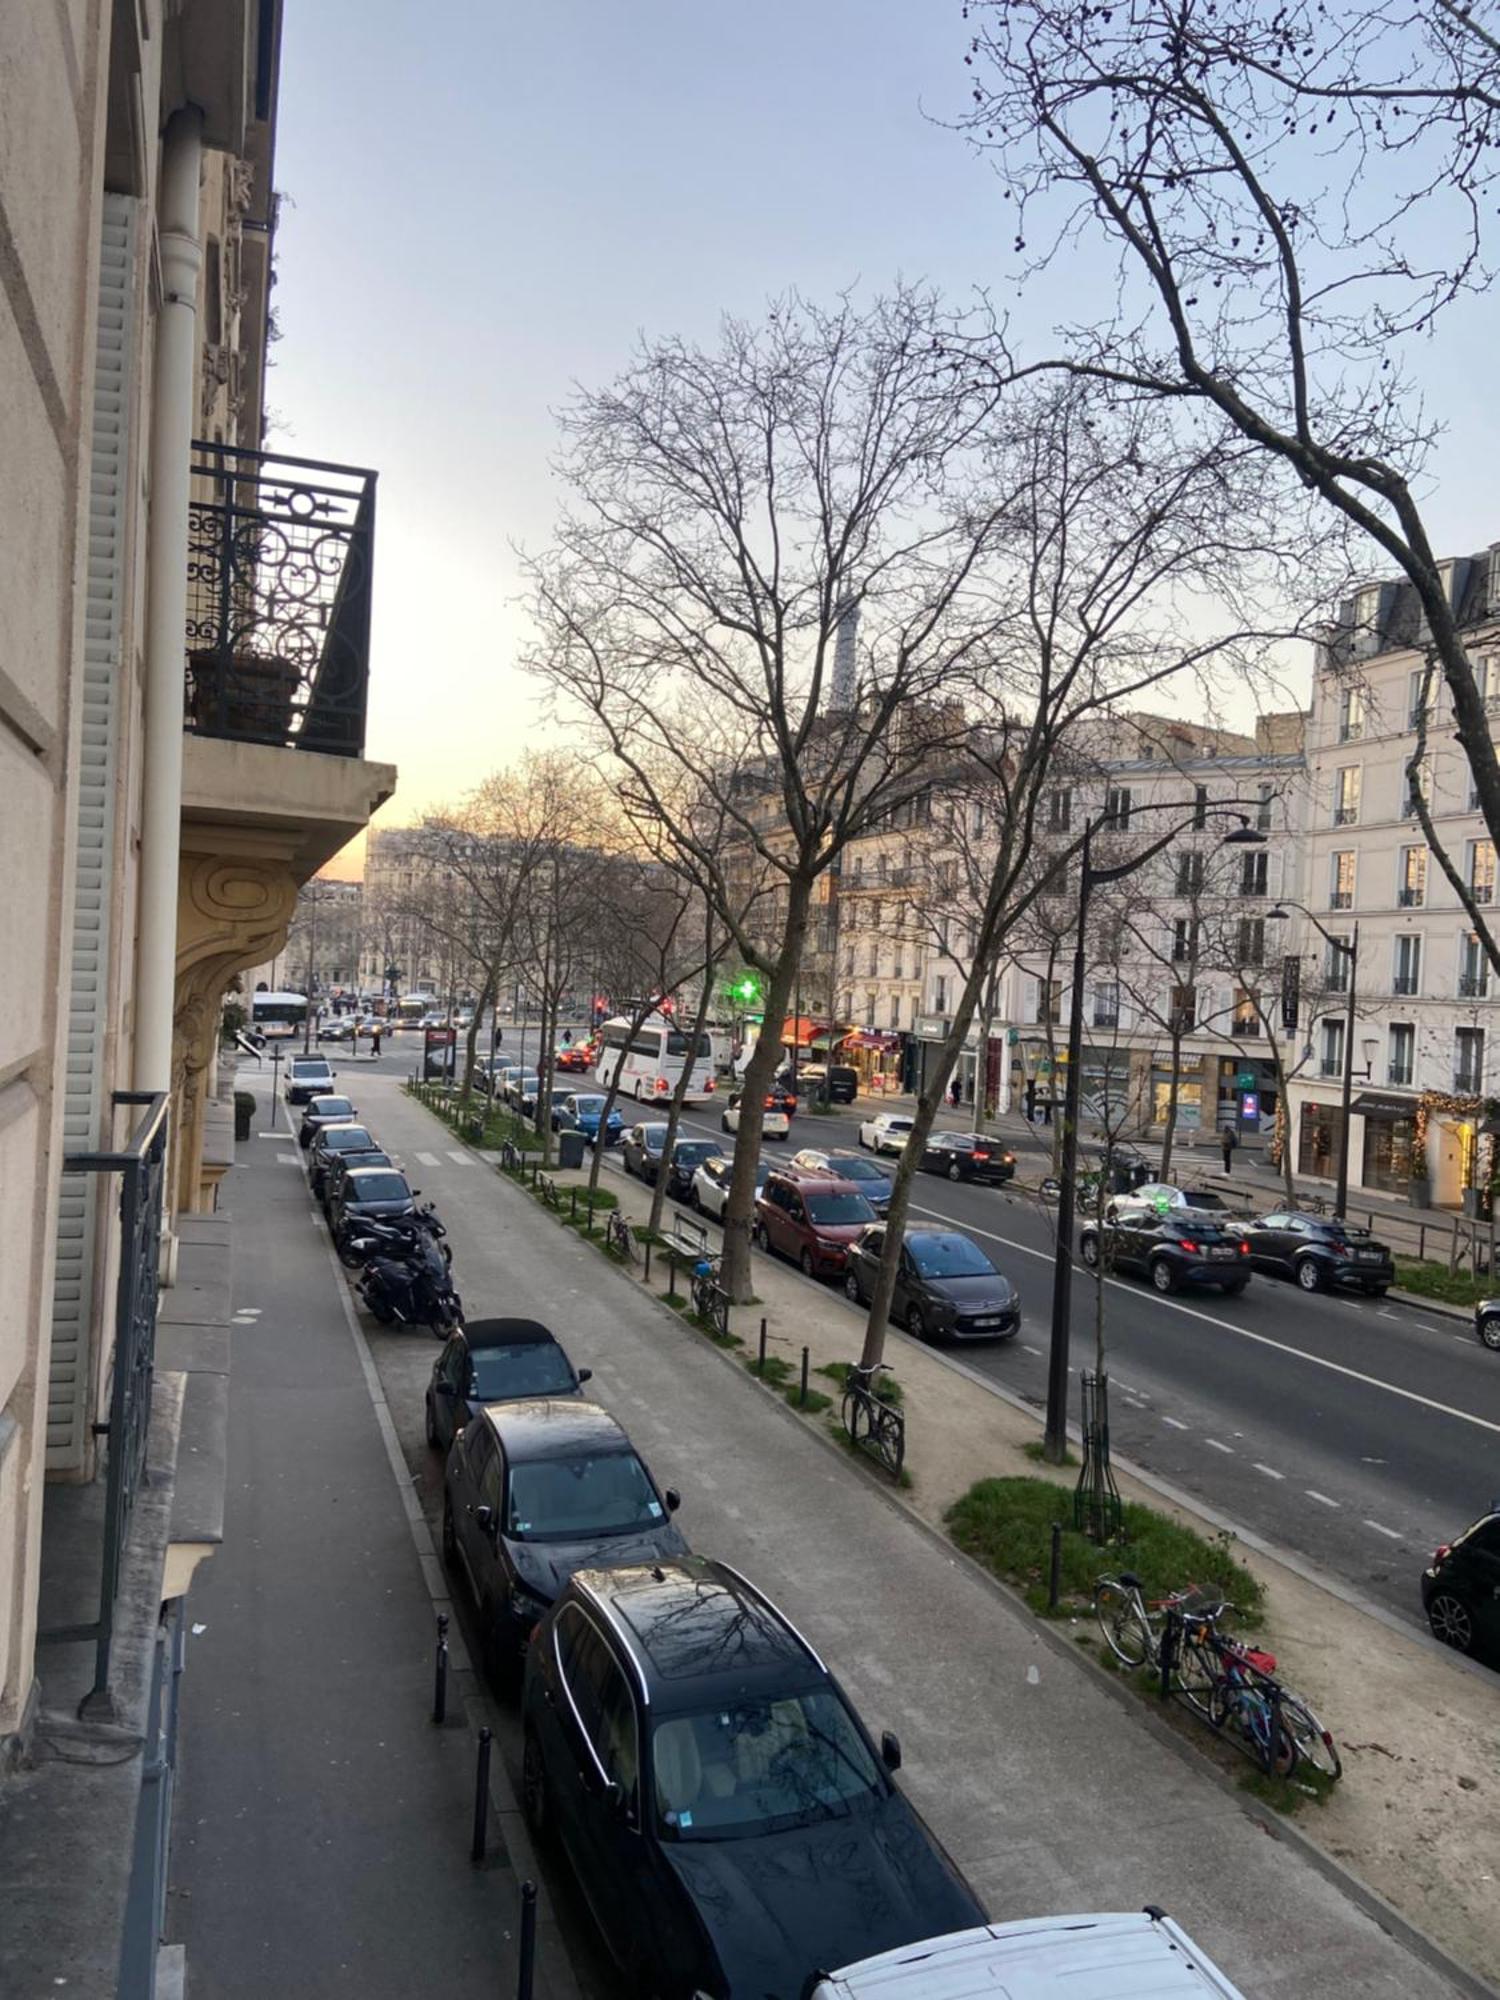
{"left": 1235, "top": 1069, "right": 1256, "bottom": 1088}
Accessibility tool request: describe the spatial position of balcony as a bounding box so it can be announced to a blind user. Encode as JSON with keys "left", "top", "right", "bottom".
{"left": 1388, "top": 1064, "right": 1414, "bottom": 1087}
{"left": 1329, "top": 891, "right": 1353, "bottom": 910}
{"left": 1230, "top": 1017, "right": 1261, "bottom": 1037}
{"left": 1333, "top": 806, "right": 1358, "bottom": 826}
{"left": 1397, "top": 887, "right": 1423, "bottom": 908}
{"left": 184, "top": 441, "right": 375, "bottom": 756}
{"left": 1319, "top": 1056, "right": 1343, "bottom": 1077}
{"left": 1454, "top": 1069, "right": 1485, "bottom": 1095}
{"left": 1392, "top": 976, "right": 1420, "bottom": 997}
{"left": 1459, "top": 972, "right": 1490, "bottom": 998}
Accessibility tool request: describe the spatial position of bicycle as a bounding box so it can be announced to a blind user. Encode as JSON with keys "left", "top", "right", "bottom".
{"left": 605, "top": 1209, "right": 636, "bottom": 1262}
{"left": 1093, "top": 1574, "right": 1228, "bottom": 1704}
{"left": 841, "top": 1364, "right": 906, "bottom": 1479}
{"left": 690, "top": 1256, "right": 721, "bottom": 1320}
{"left": 1181, "top": 1606, "right": 1341, "bottom": 1779}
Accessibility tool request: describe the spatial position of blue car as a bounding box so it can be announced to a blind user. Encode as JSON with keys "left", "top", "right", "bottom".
{"left": 552, "top": 1091, "right": 624, "bottom": 1146}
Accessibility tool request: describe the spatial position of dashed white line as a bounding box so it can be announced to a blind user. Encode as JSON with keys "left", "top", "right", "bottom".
{"left": 1125, "top": 1398, "right": 1147, "bottom": 1410}
{"left": 1162, "top": 1416, "right": 1189, "bottom": 1430}
{"left": 1252, "top": 1462, "right": 1285, "bottom": 1481}
{"left": 1305, "top": 1490, "right": 1340, "bottom": 1508}
{"left": 1204, "top": 1438, "right": 1234, "bottom": 1455}
{"left": 276, "top": 1151, "right": 300, "bottom": 1164}
{"left": 1364, "top": 1519, "right": 1403, "bottom": 1540}
{"left": 1021, "top": 1344, "right": 1041, "bottom": 1356}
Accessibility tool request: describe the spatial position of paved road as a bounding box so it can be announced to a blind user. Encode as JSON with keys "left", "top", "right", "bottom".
{"left": 261, "top": 1034, "right": 1499, "bottom": 1631}
{"left": 329, "top": 1069, "right": 1468, "bottom": 1998}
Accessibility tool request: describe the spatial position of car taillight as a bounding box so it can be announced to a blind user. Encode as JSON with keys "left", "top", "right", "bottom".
{"left": 1240, "top": 1241, "right": 1251, "bottom": 1255}
{"left": 1433, "top": 1544, "right": 1452, "bottom": 1563}
{"left": 655, "top": 1077, "right": 669, "bottom": 1094}
{"left": 974, "top": 1150, "right": 990, "bottom": 1161}
{"left": 1178, "top": 1238, "right": 1198, "bottom": 1252}
{"left": 1332, "top": 1241, "right": 1349, "bottom": 1257}
{"left": 704, "top": 1076, "right": 716, "bottom": 1092}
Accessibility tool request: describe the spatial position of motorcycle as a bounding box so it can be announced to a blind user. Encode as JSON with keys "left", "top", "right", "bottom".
{"left": 354, "top": 1228, "right": 463, "bottom": 1337}
{"left": 336, "top": 1205, "right": 451, "bottom": 1271}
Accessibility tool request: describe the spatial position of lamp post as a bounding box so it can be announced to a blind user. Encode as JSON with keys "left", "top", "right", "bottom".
{"left": 1044, "top": 809, "right": 1267, "bottom": 1463}
{"left": 1267, "top": 903, "right": 1360, "bottom": 1218}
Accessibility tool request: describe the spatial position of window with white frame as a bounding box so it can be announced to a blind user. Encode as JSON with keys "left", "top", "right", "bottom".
{"left": 1103, "top": 785, "right": 1132, "bottom": 829}
{"left": 1048, "top": 787, "right": 1072, "bottom": 834}
{"left": 1407, "top": 665, "right": 1433, "bottom": 730}
{"left": 1469, "top": 838, "right": 1496, "bottom": 905}
{"left": 1320, "top": 1016, "right": 1346, "bottom": 1078}
{"left": 1256, "top": 783, "right": 1274, "bottom": 832}
{"left": 1455, "top": 1025, "right": 1486, "bottom": 1094}
{"left": 1324, "top": 935, "right": 1352, "bottom": 993}
{"left": 1338, "top": 685, "right": 1365, "bottom": 743}
{"left": 1192, "top": 784, "right": 1209, "bottom": 829}
{"left": 1171, "top": 917, "right": 1198, "bottom": 963}
{"left": 1176, "top": 850, "right": 1206, "bottom": 895}
{"left": 1333, "top": 766, "right": 1360, "bottom": 826}
{"left": 1402, "top": 755, "right": 1432, "bottom": 820}
{"left": 1092, "top": 980, "right": 1120, "bottom": 1029}
{"left": 1240, "top": 849, "right": 1269, "bottom": 897}
{"left": 1237, "top": 916, "right": 1265, "bottom": 965}
{"left": 1392, "top": 934, "right": 1421, "bottom": 997}
{"left": 1398, "top": 845, "right": 1426, "bottom": 908}
{"left": 1459, "top": 931, "right": 1490, "bottom": 998}
{"left": 1388, "top": 1022, "right": 1415, "bottom": 1088}
{"left": 934, "top": 974, "right": 948, "bottom": 1012}
{"left": 1329, "top": 850, "right": 1356, "bottom": 910}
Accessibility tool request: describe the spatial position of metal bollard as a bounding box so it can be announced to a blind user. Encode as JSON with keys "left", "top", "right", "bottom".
{"left": 1159, "top": 1607, "right": 1179, "bottom": 1702}
{"left": 433, "top": 1612, "right": 449, "bottom": 1725}
{"left": 799, "top": 1345, "right": 809, "bottom": 1407}
{"left": 472, "top": 1726, "right": 492, "bottom": 1862}
{"left": 644, "top": 1240, "right": 652, "bottom": 1284}
{"left": 759, "top": 1317, "right": 768, "bottom": 1370}
{"left": 515, "top": 1878, "right": 538, "bottom": 2000}
{"left": 1048, "top": 1521, "right": 1062, "bottom": 1612}
{"left": 570, "top": 1188, "right": 577, "bottom": 1221}
{"left": 667, "top": 1247, "right": 677, "bottom": 1295}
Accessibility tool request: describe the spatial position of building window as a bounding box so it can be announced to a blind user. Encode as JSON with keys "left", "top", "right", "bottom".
{"left": 1256, "top": 783, "right": 1274, "bottom": 832}
{"left": 1455, "top": 1026, "right": 1486, "bottom": 1094}
{"left": 1362, "top": 1111, "right": 1414, "bottom": 1192}
{"left": 1459, "top": 932, "right": 1490, "bottom": 999}
{"left": 1324, "top": 935, "right": 1352, "bottom": 994}
{"left": 1333, "top": 767, "right": 1360, "bottom": 826}
{"left": 1338, "top": 685, "right": 1365, "bottom": 743}
{"left": 1231, "top": 988, "right": 1261, "bottom": 1037}
{"left": 1092, "top": 981, "right": 1120, "bottom": 1030}
{"left": 1237, "top": 917, "right": 1265, "bottom": 965}
{"left": 1192, "top": 784, "right": 1209, "bottom": 830}
{"left": 1392, "top": 934, "right": 1421, "bottom": 998}
{"left": 1047, "top": 787, "right": 1071, "bottom": 833}
{"left": 934, "top": 974, "right": 947, "bottom": 1012}
{"left": 1103, "top": 785, "right": 1132, "bottom": 829}
{"left": 1388, "top": 1023, "right": 1415, "bottom": 1088}
{"left": 1402, "top": 757, "right": 1431, "bottom": 820}
{"left": 864, "top": 991, "right": 876, "bottom": 1027}
{"left": 1176, "top": 850, "right": 1206, "bottom": 895}
{"left": 1354, "top": 585, "right": 1381, "bottom": 645}
{"left": 1169, "top": 984, "right": 1196, "bottom": 1033}
{"left": 1398, "top": 845, "right": 1426, "bottom": 908}
{"left": 1329, "top": 850, "right": 1356, "bottom": 911}
{"left": 1036, "top": 978, "right": 1062, "bottom": 1025}
{"left": 1171, "top": 918, "right": 1198, "bottom": 964}
{"left": 1469, "top": 839, "right": 1496, "bottom": 905}
{"left": 1320, "top": 1017, "right": 1346, "bottom": 1078}
{"left": 1408, "top": 665, "right": 1433, "bottom": 731}
{"left": 889, "top": 995, "right": 901, "bottom": 1031}
{"left": 1240, "top": 849, "right": 1268, "bottom": 897}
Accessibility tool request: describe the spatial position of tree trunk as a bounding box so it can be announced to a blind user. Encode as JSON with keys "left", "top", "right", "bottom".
{"left": 647, "top": 956, "right": 718, "bottom": 1239}
{"left": 1159, "top": 1025, "right": 1182, "bottom": 1180}
{"left": 720, "top": 876, "right": 813, "bottom": 1302}
{"left": 459, "top": 960, "right": 498, "bottom": 1116}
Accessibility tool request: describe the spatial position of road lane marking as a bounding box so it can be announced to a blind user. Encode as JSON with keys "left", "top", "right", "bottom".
{"left": 1162, "top": 1416, "right": 1189, "bottom": 1430}
{"left": 1252, "top": 1463, "right": 1285, "bottom": 1481}
{"left": 1364, "top": 1520, "right": 1403, "bottom": 1540}
{"left": 415, "top": 1150, "right": 440, "bottom": 1166}
{"left": 1021, "top": 1344, "right": 1040, "bottom": 1355}
{"left": 1204, "top": 1438, "right": 1234, "bottom": 1454}
{"left": 276, "top": 1152, "right": 299, "bottom": 1164}
{"left": 905, "top": 1201, "right": 1500, "bottom": 1441}
{"left": 445, "top": 1150, "right": 474, "bottom": 1166}
{"left": 1305, "top": 1490, "right": 1340, "bottom": 1508}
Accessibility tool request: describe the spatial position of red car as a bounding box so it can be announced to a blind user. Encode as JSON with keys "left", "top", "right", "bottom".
{"left": 753, "top": 1170, "right": 877, "bottom": 1279}
{"left": 555, "top": 1042, "right": 595, "bottom": 1073}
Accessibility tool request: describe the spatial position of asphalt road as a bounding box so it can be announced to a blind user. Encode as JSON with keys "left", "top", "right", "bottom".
{"left": 275, "top": 1029, "right": 1500, "bottom": 1631}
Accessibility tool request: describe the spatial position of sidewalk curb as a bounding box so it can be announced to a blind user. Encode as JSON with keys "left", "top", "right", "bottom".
{"left": 1387, "top": 1287, "right": 1482, "bottom": 1325}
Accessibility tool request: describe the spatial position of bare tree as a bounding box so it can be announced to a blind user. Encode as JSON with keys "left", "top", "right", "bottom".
{"left": 961, "top": 0, "right": 1500, "bottom": 967}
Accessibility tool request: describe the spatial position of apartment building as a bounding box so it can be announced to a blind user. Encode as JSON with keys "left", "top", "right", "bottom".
{"left": 1284, "top": 555, "right": 1500, "bottom": 1203}
{"left": 834, "top": 791, "right": 937, "bottom": 1088}
{"left": 1, "top": 7, "right": 394, "bottom": 1988}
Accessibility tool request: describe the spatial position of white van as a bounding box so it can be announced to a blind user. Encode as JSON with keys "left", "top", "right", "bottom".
{"left": 805, "top": 1910, "right": 1246, "bottom": 2000}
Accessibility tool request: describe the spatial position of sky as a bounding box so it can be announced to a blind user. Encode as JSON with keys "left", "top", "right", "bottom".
{"left": 269, "top": 1, "right": 1500, "bottom": 873}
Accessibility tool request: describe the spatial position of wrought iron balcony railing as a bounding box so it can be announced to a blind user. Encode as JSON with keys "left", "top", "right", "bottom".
{"left": 184, "top": 441, "right": 376, "bottom": 756}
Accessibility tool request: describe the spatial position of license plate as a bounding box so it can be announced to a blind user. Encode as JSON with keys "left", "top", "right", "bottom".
{"left": 971, "top": 1316, "right": 1001, "bottom": 1328}
{"left": 1208, "top": 1246, "right": 1235, "bottom": 1260}
{"left": 1356, "top": 1248, "right": 1383, "bottom": 1263}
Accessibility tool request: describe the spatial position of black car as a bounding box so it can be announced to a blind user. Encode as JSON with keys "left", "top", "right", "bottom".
{"left": 521, "top": 1557, "right": 985, "bottom": 1999}
{"left": 326, "top": 1165, "right": 416, "bottom": 1245}
{"left": 1080, "top": 1212, "right": 1251, "bottom": 1295}
{"left": 794, "top": 1063, "right": 858, "bottom": 1105}
{"left": 285, "top": 1055, "right": 336, "bottom": 1105}
{"left": 307, "top": 1122, "right": 379, "bottom": 1198}
{"left": 843, "top": 1225, "right": 1021, "bottom": 1342}
{"left": 321, "top": 1148, "right": 396, "bottom": 1217}
{"left": 442, "top": 1400, "right": 687, "bottom": 1684}
{"left": 297, "top": 1093, "right": 358, "bottom": 1148}
{"left": 425, "top": 1318, "right": 591, "bottom": 1455}
{"left": 919, "top": 1131, "right": 1017, "bottom": 1185}
{"left": 1241, "top": 1211, "right": 1395, "bottom": 1295}
{"left": 621, "top": 1122, "right": 670, "bottom": 1183}
{"left": 663, "top": 1138, "right": 724, "bottom": 1202}
{"left": 1421, "top": 1508, "right": 1500, "bottom": 1660}
{"left": 789, "top": 1148, "right": 894, "bottom": 1215}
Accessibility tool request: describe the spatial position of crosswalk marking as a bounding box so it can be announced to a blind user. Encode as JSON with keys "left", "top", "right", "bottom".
{"left": 415, "top": 1151, "right": 440, "bottom": 1166}
{"left": 445, "top": 1150, "right": 475, "bottom": 1166}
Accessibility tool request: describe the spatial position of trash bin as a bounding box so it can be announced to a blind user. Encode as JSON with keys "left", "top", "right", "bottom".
{"left": 558, "top": 1128, "right": 587, "bottom": 1170}
{"left": 234, "top": 1090, "right": 255, "bottom": 1142}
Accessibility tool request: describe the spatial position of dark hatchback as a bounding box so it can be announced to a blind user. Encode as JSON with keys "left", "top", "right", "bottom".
{"left": 326, "top": 1165, "right": 416, "bottom": 1243}
{"left": 918, "top": 1131, "right": 1017, "bottom": 1184}
{"left": 1421, "top": 1507, "right": 1500, "bottom": 1661}
{"left": 425, "top": 1317, "right": 591, "bottom": 1455}
{"left": 662, "top": 1138, "right": 724, "bottom": 1202}
{"left": 297, "top": 1093, "right": 358, "bottom": 1148}
{"left": 442, "top": 1400, "right": 687, "bottom": 1684}
{"left": 1080, "top": 1213, "right": 1251, "bottom": 1295}
{"left": 843, "top": 1225, "right": 1021, "bottom": 1342}
{"left": 1241, "top": 1211, "right": 1395, "bottom": 1296}
{"left": 320, "top": 1149, "right": 395, "bottom": 1217}
{"left": 308, "top": 1122, "right": 379, "bottom": 1198}
{"left": 522, "top": 1557, "right": 985, "bottom": 2000}
{"left": 621, "top": 1122, "right": 670, "bottom": 1183}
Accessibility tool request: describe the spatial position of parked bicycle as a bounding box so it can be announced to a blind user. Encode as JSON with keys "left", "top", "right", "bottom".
{"left": 605, "top": 1209, "right": 636, "bottom": 1262}
{"left": 841, "top": 1364, "right": 906, "bottom": 1479}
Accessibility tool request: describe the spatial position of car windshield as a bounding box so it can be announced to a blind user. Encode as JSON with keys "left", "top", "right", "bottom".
{"left": 506, "top": 1451, "right": 664, "bottom": 1540}
{"left": 909, "top": 1234, "right": 994, "bottom": 1279}
{"left": 652, "top": 1687, "right": 881, "bottom": 1841}
{"left": 837, "top": 1158, "right": 889, "bottom": 1184}
{"left": 469, "top": 1343, "right": 576, "bottom": 1400}
{"left": 806, "top": 1193, "right": 876, "bottom": 1226}
{"left": 644, "top": 1129, "right": 667, "bottom": 1151}
{"left": 883, "top": 1119, "right": 913, "bottom": 1134}
{"left": 291, "top": 1060, "right": 328, "bottom": 1075}
{"left": 348, "top": 1173, "right": 410, "bottom": 1204}
{"left": 571, "top": 1096, "right": 604, "bottom": 1115}
{"left": 673, "top": 1142, "right": 720, "bottom": 1167}
{"left": 322, "top": 1126, "right": 375, "bottom": 1152}
{"left": 313, "top": 1098, "right": 354, "bottom": 1118}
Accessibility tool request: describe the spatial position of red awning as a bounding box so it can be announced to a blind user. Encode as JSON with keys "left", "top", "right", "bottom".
{"left": 845, "top": 1031, "right": 902, "bottom": 1051}
{"left": 780, "top": 1015, "right": 838, "bottom": 1047}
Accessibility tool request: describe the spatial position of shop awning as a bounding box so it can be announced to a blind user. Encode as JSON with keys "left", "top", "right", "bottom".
{"left": 780, "top": 1015, "right": 840, "bottom": 1048}
{"left": 845, "top": 1030, "right": 902, "bottom": 1051}
{"left": 1349, "top": 1091, "right": 1416, "bottom": 1120}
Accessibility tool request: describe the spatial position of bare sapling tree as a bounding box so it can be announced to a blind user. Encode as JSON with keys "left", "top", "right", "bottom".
{"left": 645, "top": 915, "right": 728, "bottom": 1242}
{"left": 962, "top": 0, "right": 1500, "bottom": 967}
{"left": 524, "top": 285, "right": 1046, "bottom": 1301}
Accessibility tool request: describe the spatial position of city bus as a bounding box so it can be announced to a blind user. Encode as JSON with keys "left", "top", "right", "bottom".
{"left": 249, "top": 990, "right": 308, "bottom": 1040}
{"left": 593, "top": 1014, "right": 717, "bottom": 1105}
{"left": 395, "top": 994, "right": 437, "bottom": 1027}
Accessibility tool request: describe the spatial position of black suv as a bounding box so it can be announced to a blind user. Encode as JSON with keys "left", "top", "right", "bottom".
{"left": 426, "top": 1318, "right": 591, "bottom": 1455}
{"left": 1421, "top": 1508, "right": 1500, "bottom": 1660}
{"left": 521, "top": 1557, "right": 985, "bottom": 1999}
{"left": 1240, "top": 1212, "right": 1395, "bottom": 1296}
{"left": 326, "top": 1165, "right": 416, "bottom": 1246}
{"left": 442, "top": 1401, "right": 686, "bottom": 1684}
{"left": 307, "top": 1122, "right": 379, "bottom": 1199}
{"left": 1080, "top": 1213, "right": 1252, "bottom": 1296}
{"left": 918, "top": 1131, "right": 1017, "bottom": 1185}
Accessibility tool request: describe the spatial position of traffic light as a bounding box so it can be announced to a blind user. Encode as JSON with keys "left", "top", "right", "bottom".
{"left": 727, "top": 970, "right": 763, "bottom": 1008}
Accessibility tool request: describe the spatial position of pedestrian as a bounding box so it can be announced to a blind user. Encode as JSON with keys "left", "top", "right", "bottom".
{"left": 1220, "top": 1122, "right": 1237, "bottom": 1173}
{"left": 371, "top": 1024, "right": 382, "bottom": 1059}
{"left": 562, "top": 1028, "right": 572, "bottom": 1046}
{"left": 949, "top": 1075, "right": 962, "bottom": 1110}
{"left": 1024, "top": 1075, "right": 1037, "bottom": 1123}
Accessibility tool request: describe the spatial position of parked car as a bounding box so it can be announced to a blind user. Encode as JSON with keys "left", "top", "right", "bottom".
{"left": 1080, "top": 1212, "right": 1252, "bottom": 1296}
{"left": 520, "top": 1556, "right": 985, "bottom": 1999}
{"left": 318, "top": 1016, "right": 355, "bottom": 1042}
{"left": 844, "top": 1224, "right": 1021, "bottom": 1341}
{"left": 551, "top": 1092, "right": 623, "bottom": 1146}
{"left": 442, "top": 1400, "right": 687, "bottom": 1683}
{"left": 491, "top": 1065, "right": 525, "bottom": 1100}
{"left": 1109, "top": 1181, "right": 1231, "bottom": 1221}
{"left": 307, "top": 1121, "right": 379, "bottom": 1197}
{"left": 1476, "top": 1298, "right": 1500, "bottom": 1351}
{"left": 1240, "top": 1211, "right": 1395, "bottom": 1296}
{"left": 425, "top": 1318, "right": 591, "bottom": 1455}
{"left": 796, "top": 1062, "right": 859, "bottom": 1104}
{"left": 789, "top": 1148, "right": 894, "bottom": 1215}
{"left": 297, "top": 1093, "right": 358, "bottom": 1148}
{"left": 689, "top": 1153, "right": 771, "bottom": 1218}
{"left": 1421, "top": 1506, "right": 1500, "bottom": 1659}
{"left": 326, "top": 1164, "right": 417, "bottom": 1243}
{"left": 321, "top": 1148, "right": 397, "bottom": 1218}
{"left": 753, "top": 1171, "right": 877, "bottom": 1278}
{"left": 859, "top": 1112, "right": 915, "bottom": 1156}
{"left": 505, "top": 1072, "right": 541, "bottom": 1114}
{"left": 919, "top": 1131, "right": 1017, "bottom": 1185}
{"left": 721, "top": 1088, "right": 790, "bottom": 1138}
{"left": 621, "top": 1122, "right": 671, "bottom": 1183}
{"left": 662, "top": 1137, "right": 724, "bottom": 1202}
{"left": 285, "top": 1054, "right": 336, "bottom": 1105}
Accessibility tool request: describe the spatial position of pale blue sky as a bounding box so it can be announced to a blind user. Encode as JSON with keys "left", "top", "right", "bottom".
{"left": 269, "top": 1, "right": 1498, "bottom": 842}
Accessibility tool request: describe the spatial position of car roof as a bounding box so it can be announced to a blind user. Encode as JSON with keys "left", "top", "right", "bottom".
{"left": 317, "top": 1123, "right": 374, "bottom": 1144}
{"left": 308, "top": 1093, "right": 353, "bottom": 1109}
{"left": 291, "top": 1056, "right": 330, "bottom": 1069}
{"left": 770, "top": 1169, "right": 861, "bottom": 1192}
{"left": 478, "top": 1397, "right": 630, "bottom": 1463}
{"left": 344, "top": 1165, "right": 409, "bottom": 1188}
{"left": 461, "top": 1317, "right": 564, "bottom": 1351}
{"left": 575, "top": 1556, "right": 824, "bottom": 1715}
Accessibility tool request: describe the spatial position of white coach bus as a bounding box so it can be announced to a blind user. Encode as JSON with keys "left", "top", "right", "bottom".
{"left": 593, "top": 1014, "right": 717, "bottom": 1106}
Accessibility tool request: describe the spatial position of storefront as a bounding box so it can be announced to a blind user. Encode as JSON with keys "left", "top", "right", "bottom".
{"left": 842, "top": 1029, "right": 905, "bottom": 1091}
{"left": 1297, "top": 1098, "right": 1344, "bottom": 1181}
{"left": 1353, "top": 1092, "right": 1417, "bottom": 1194}
{"left": 1150, "top": 1052, "right": 1203, "bottom": 1131}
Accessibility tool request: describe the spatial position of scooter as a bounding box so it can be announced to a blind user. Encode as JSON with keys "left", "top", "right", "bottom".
{"left": 354, "top": 1229, "right": 463, "bottom": 1337}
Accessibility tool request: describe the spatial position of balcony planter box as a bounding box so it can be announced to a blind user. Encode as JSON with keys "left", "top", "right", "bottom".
{"left": 1408, "top": 1175, "right": 1431, "bottom": 1209}
{"left": 187, "top": 650, "right": 300, "bottom": 742}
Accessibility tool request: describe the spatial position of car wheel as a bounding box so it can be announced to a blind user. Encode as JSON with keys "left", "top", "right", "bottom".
{"left": 799, "top": 1247, "right": 816, "bottom": 1277}
{"left": 844, "top": 1270, "right": 862, "bottom": 1304}
{"left": 521, "top": 1726, "right": 550, "bottom": 1836}
{"left": 1478, "top": 1315, "right": 1500, "bottom": 1351}
{"left": 753, "top": 1223, "right": 770, "bottom": 1252}
{"left": 1295, "top": 1257, "right": 1325, "bottom": 1293}
{"left": 441, "top": 1497, "right": 459, "bottom": 1569}
{"left": 947, "top": 1161, "right": 963, "bottom": 1182}
{"left": 1427, "top": 1591, "right": 1476, "bottom": 1653}
{"left": 1149, "top": 1257, "right": 1176, "bottom": 1294}
{"left": 1080, "top": 1234, "right": 1100, "bottom": 1269}
{"left": 424, "top": 1396, "right": 440, "bottom": 1449}
{"left": 908, "top": 1306, "right": 930, "bottom": 1343}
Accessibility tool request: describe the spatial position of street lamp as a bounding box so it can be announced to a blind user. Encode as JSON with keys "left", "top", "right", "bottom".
{"left": 1044, "top": 809, "right": 1267, "bottom": 1465}
{"left": 1267, "top": 903, "right": 1359, "bottom": 1218}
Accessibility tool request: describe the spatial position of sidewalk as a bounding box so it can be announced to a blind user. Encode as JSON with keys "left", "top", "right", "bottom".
{"left": 368, "top": 1076, "right": 1491, "bottom": 1998}
{"left": 167, "top": 1083, "right": 574, "bottom": 1999}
